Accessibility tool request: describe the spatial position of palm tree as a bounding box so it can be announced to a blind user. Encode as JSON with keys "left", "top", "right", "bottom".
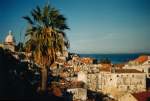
{"left": 23, "top": 4, "right": 69, "bottom": 93}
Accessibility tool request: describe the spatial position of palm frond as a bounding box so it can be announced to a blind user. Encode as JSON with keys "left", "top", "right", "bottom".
{"left": 23, "top": 16, "right": 34, "bottom": 24}
{"left": 23, "top": 4, "right": 69, "bottom": 67}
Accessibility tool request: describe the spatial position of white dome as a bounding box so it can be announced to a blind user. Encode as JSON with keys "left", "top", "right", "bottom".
{"left": 5, "top": 30, "right": 15, "bottom": 44}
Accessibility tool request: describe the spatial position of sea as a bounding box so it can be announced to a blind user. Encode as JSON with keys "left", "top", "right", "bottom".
{"left": 79, "top": 53, "right": 150, "bottom": 64}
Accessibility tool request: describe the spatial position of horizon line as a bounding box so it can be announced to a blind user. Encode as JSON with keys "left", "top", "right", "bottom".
{"left": 70, "top": 52, "right": 150, "bottom": 54}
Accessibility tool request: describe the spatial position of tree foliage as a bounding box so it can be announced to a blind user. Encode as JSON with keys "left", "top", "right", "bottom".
{"left": 99, "top": 58, "right": 111, "bottom": 64}
{"left": 23, "top": 4, "right": 70, "bottom": 92}
{"left": 23, "top": 4, "right": 69, "bottom": 68}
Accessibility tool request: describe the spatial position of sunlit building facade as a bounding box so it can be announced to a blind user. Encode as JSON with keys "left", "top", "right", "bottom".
{"left": 4, "top": 30, "right": 16, "bottom": 52}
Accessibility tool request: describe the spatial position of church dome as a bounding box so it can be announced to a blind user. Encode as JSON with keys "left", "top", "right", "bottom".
{"left": 5, "top": 30, "right": 15, "bottom": 44}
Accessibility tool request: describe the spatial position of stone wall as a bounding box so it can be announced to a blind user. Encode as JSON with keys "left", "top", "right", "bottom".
{"left": 87, "top": 73, "right": 99, "bottom": 91}
{"left": 98, "top": 73, "right": 146, "bottom": 93}
{"left": 67, "top": 88, "right": 87, "bottom": 101}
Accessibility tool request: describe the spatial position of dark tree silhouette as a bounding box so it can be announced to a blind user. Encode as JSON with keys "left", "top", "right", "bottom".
{"left": 0, "top": 47, "right": 36, "bottom": 99}
{"left": 99, "top": 58, "right": 111, "bottom": 64}
{"left": 15, "top": 42, "right": 24, "bottom": 52}
{"left": 23, "top": 4, "right": 69, "bottom": 93}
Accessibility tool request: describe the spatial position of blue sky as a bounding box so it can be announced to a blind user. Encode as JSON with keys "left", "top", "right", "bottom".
{"left": 0, "top": 0, "right": 150, "bottom": 53}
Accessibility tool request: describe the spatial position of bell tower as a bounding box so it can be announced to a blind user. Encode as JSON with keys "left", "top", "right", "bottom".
{"left": 4, "top": 30, "right": 16, "bottom": 52}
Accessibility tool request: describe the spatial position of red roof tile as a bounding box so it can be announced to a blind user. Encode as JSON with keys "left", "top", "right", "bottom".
{"left": 100, "top": 68, "right": 111, "bottom": 72}
{"left": 132, "top": 91, "right": 150, "bottom": 101}
{"left": 100, "top": 63, "right": 112, "bottom": 69}
{"left": 114, "top": 69, "right": 143, "bottom": 73}
{"left": 80, "top": 57, "right": 93, "bottom": 64}
{"left": 113, "top": 64, "right": 125, "bottom": 69}
{"left": 134, "top": 55, "right": 148, "bottom": 64}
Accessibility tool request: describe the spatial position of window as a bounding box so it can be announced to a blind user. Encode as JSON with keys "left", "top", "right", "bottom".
{"left": 148, "top": 68, "right": 150, "bottom": 73}
{"left": 127, "top": 86, "right": 130, "bottom": 90}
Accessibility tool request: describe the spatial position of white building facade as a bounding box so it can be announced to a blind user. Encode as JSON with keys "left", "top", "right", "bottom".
{"left": 4, "top": 30, "right": 16, "bottom": 52}
{"left": 86, "top": 69, "right": 146, "bottom": 95}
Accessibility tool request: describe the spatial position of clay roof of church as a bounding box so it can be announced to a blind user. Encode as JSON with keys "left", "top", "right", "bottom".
{"left": 132, "top": 91, "right": 150, "bottom": 101}
{"left": 114, "top": 69, "right": 143, "bottom": 73}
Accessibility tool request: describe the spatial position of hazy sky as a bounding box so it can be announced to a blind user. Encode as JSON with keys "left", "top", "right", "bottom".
{"left": 0, "top": 0, "right": 150, "bottom": 53}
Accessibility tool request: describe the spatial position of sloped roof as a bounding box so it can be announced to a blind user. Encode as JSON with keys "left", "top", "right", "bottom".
{"left": 134, "top": 55, "right": 148, "bottom": 64}
{"left": 132, "top": 91, "right": 150, "bottom": 101}
{"left": 113, "top": 64, "right": 125, "bottom": 69}
{"left": 80, "top": 57, "right": 93, "bottom": 64}
{"left": 114, "top": 69, "right": 143, "bottom": 73}
{"left": 100, "top": 68, "right": 111, "bottom": 72}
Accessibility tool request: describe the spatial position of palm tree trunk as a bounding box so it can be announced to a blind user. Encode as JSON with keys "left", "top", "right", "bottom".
{"left": 40, "top": 66, "right": 48, "bottom": 93}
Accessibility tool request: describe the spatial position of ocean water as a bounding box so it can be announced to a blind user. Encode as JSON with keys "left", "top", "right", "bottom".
{"left": 79, "top": 53, "right": 150, "bottom": 64}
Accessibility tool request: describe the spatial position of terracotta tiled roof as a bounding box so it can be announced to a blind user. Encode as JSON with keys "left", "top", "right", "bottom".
{"left": 134, "top": 55, "right": 148, "bottom": 63}
{"left": 113, "top": 64, "right": 125, "bottom": 69}
{"left": 100, "top": 68, "right": 111, "bottom": 72}
{"left": 52, "top": 87, "right": 62, "bottom": 97}
{"left": 64, "top": 62, "right": 72, "bottom": 67}
{"left": 132, "top": 91, "right": 150, "bottom": 101}
{"left": 114, "top": 69, "right": 143, "bottom": 73}
{"left": 100, "top": 63, "right": 112, "bottom": 69}
{"left": 80, "top": 57, "right": 93, "bottom": 64}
